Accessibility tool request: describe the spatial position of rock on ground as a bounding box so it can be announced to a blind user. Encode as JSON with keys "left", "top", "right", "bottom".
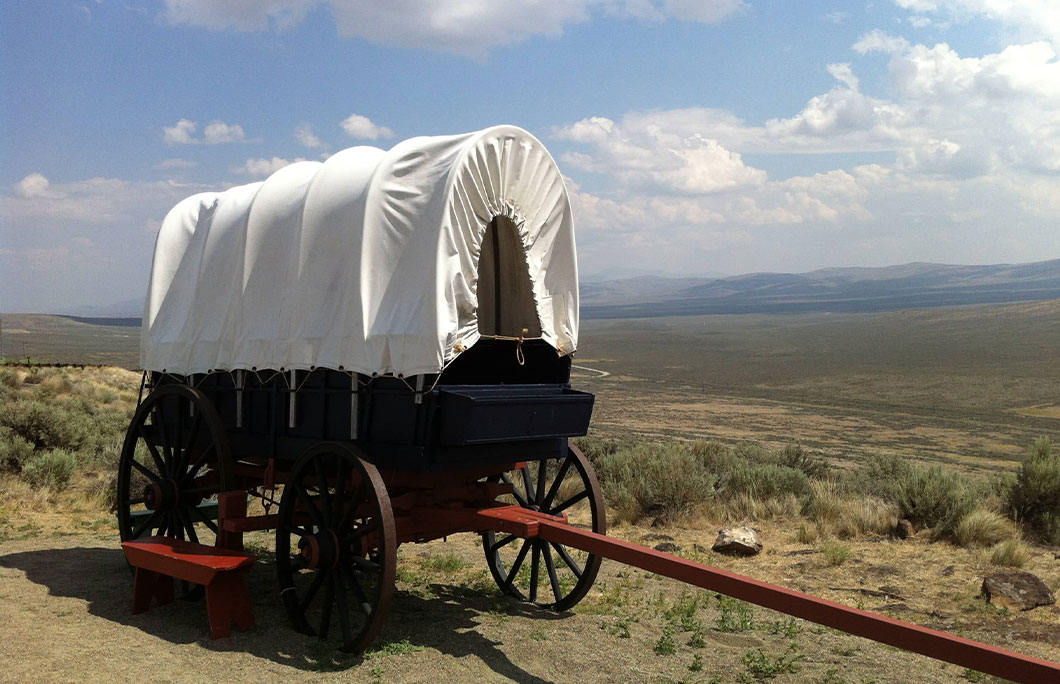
{"left": 712, "top": 526, "right": 762, "bottom": 557}
{"left": 981, "top": 571, "right": 1056, "bottom": 611}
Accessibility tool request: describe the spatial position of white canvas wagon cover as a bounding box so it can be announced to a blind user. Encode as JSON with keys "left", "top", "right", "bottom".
{"left": 142, "top": 125, "right": 579, "bottom": 376}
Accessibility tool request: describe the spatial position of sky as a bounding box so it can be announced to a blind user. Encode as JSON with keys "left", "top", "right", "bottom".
{"left": 2, "top": 1, "right": 1060, "bottom": 313}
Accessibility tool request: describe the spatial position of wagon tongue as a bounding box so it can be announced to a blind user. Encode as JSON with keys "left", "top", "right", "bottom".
{"left": 453, "top": 504, "right": 1059, "bottom": 684}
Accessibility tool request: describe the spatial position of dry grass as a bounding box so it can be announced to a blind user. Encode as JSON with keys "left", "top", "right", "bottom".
{"left": 795, "top": 521, "right": 819, "bottom": 544}
{"left": 988, "top": 539, "right": 1031, "bottom": 568}
{"left": 953, "top": 508, "right": 1019, "bottom": 548}
{"left": 821, "top": 540, "right": 853, "bottom": 566}
{"left": 802, "top": 480, "right": 898, "bottom": 538}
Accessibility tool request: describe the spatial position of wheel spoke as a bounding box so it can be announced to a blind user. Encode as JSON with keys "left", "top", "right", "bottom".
{"left": 313, "top": 457, "right": 332, "bottom": 526}
{"left": 171, "top": 398, "right": 184, "bottom": 477}
{"left": 333, "top": 459, "right": 347, "bottom": 528}
{"left": 351, "top": 555, "right": 379, "bottom": 572}
{"left": 298, "top": 568, "right": 328, "bottom": 613}
{"left": 189, "top": 504, "right": 219, "bottom": 533}
{"left": 129, "top": 456, "right": 163, "bottom": 485}
{"left": 184, "top": 445, "right": 215, "bottom": 483}
{"left": 178, "top": 507, "right": 199, "bottom": 544}
{"left": 279, "top": 524, "right": 309, "bottom": 538}
{"left": 550, "top": 542, "right": 584, "bottom": 578}
{"left": 180, "top": 410, "right": 203, "bottom": 475}
{"left": 520, "top": 466, "right": 535, "bottom": 505}
{"left": 334, "top": 568, "right": 353, "bottom": 649}
{"left": 295, "top": 484, "right": 327, "bottom": 530}
{"left": 339, "top": 477, "right": 367, "bottom": 531}
{"left": 319, "top": 575, "right": 335, "bottom": 639}
{"left": 345, "top": 522, "right": 379, "bottom": 543}
{"left": 137, "top": 424, "right": 167, "bottom": 477}
{"left": 182, "top": 484, "right": 223, "bottom": 497}
{"left": 489, "top": 534, "right": 518, "bottom": 553}
{"left": 535, "top": 459, "right": 548, "bottom": 505}
{"left": 340, "top": 563, "right": 372, "bottom": 615}
{"left": 528, "top": 542, "right": 541, "bottom": 602}
{"left": 541, "top": 456, "right": 573, "bottom": 510}
{"left": 541, "top": 542, "right": 562, "bottom": 604}
{"left": 550, "top": 489, "right": 588, "bottom": 515}
{"left": 499, "top": 473, "right": 528, "bottom": 507}
{"left": 131, "top": 510, "right": 163, "bottom": 539}
{"left": 155, "top": 403, "right": 174, "bottom": 467}
{"left": 504, "top": 540, "right": 532, "bottom": 588}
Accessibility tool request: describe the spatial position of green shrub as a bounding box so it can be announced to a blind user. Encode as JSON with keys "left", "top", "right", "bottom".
{"left": 844, "top": 453, "right": 987, "bottom": 539}
{"left": 778, "top": 444, "right": 831, "bottom": 479}
{"left": 593, "top": 443, "right": 719, "bottom": 523}
{"left": 844, "top": 453, "right": 912, "bottom": 498}
{"left": 953, "top": 508, "right": 1018, "bottom": 548}
{"left": 0, "top": 427, "right": 35, "bottom": 473}
{"left": 0, "top": 368, "right": 25, "bottom": 390}
{"left": 22, "top": 449, "right": 77, "bottom": 490}
{"left": 0, "top": 399, "right": 87, "bottom": 451}
{"left": 1006, "top": 437, "right": 1060, "bottom": 545}
{"left": 725, "top": 462, "right": 811, "bottom": 500}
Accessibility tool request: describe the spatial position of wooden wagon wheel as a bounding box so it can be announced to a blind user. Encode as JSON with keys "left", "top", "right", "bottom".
{"left": 117, "top": 384, "right": 233, "bottom": 547}
{"left": 482, "top": 444, "right": 606, "bottom": 611}
{"left": 275, "top": 442, "right": 397, "bottom": 654}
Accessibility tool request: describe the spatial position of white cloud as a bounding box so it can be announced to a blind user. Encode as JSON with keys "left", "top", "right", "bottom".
{"left": 893, "top": 0, "right": 1060, "bottom": 46}
{"left": 294, "top": 123, "right": 324, "bottom": 148}
{"left": 2, "top": 176, "right": 202, "bottom": 224}
{"left": 163, "top": 118, "right": 248, "bottom": 144}
{"left": 155, "top": 158, "right": 198, "bottom": 170}
{"left": 554, "top": 30, "right": 1060, "bottom": 276}
{"left": 15, "top": 173, "right": 53, "bottom": 198}
{"left": 163, "top": 118, "right": 197, "bottom": 144}
{"left": 557, "top": 115, "right": 766, "bottom": 193}
{"left": 341, "top": 114, "right": 394, "bottom": 140}
{"left": 203, "top": 121, "right": 246, "bottom": 144}
{"left": 659, "top": 0, "right": 745, "bottom": 24}
{"left": 826, "top": 62, "right": 859, "bottom": 90}
{"left": 822, "top": 11, "right": 850, "bottom": 24}
{"left": 163, "top": 0, "right": 317, "bottom": 31}
{"left": 232, "top": 157, "right": 307, "bottom": 176}
{"left": 161, "top": 1, "right": 745, "bottom": 56}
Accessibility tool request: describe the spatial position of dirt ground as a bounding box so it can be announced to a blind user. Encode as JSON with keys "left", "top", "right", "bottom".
{"left": 2, "top": 515, "right": 1058, "bottom": 684}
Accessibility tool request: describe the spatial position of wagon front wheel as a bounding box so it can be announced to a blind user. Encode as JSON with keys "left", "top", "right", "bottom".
{"left": 117, "top": 383, "right": 233, "bottom": 547}
{"left": 276, "top": 443, "right": 396, "bottom": 654}
{"left": 483, "top": 444, "right": 606, "bottom": 611}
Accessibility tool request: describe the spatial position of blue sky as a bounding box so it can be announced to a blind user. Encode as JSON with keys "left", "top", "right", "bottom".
{"left": 3, "top": 1, "right": 1060, "bottom": 312}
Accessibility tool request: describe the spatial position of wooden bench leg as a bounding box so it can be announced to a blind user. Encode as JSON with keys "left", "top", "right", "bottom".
{"left": 132, "top": 568, "right": 174, "bottom": 614}
{"left": 205, "top": 570, "right": 255, "bottom": 639}
{"left": 217, "top": 491, "right": 247, "bottom": 552}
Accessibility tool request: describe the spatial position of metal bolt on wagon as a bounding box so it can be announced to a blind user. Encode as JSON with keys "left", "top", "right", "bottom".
{"left": 118, "top": 126, "right": 1058, "bottom": 682}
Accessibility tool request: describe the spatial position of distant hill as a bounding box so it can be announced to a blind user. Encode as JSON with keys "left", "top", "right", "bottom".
{"left": 582, "top": 258, "right": 1060, "bottom": 318}
{"left": 32, "top": 258, "right": 1060, "bottom": 323}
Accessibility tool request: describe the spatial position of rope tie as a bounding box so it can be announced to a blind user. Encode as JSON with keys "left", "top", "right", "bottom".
{"left": 515, "top": 331, "right": 526, "bottom": 366}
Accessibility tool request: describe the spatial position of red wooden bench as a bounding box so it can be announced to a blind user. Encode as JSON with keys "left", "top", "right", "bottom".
{"left": 121, "top": 536, "right": 256, "bottom": 639}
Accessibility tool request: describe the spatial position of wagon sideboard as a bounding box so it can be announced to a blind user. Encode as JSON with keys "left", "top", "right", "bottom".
{"left": 150, "top": 339, "right": 594, "bottom": 471}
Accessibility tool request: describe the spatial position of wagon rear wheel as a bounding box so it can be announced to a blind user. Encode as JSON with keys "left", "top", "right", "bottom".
{"left": 117, "top": 384, "right": 233, "bottom": 548}
{"left": 276, "top": 443, "right": 396, "bottom": 654}
{"left": 482, "top": 444, "right": 606, "bottom": 611}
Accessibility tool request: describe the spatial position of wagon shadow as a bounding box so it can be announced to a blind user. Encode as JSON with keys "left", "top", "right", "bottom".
{"left": 0, "top": 546, "right": 562, "bottom": 683}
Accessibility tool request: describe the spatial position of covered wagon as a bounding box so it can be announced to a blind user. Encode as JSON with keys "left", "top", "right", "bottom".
{"left": 120, "top": 125, "right": 605, "bottom": 651}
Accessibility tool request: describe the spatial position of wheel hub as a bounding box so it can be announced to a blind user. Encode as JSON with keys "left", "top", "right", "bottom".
{"left": 299, "top": 530, "right": 340, "bottom": 569}
{"left": 142, "top": 479, "right": 180, "bottom": 510}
